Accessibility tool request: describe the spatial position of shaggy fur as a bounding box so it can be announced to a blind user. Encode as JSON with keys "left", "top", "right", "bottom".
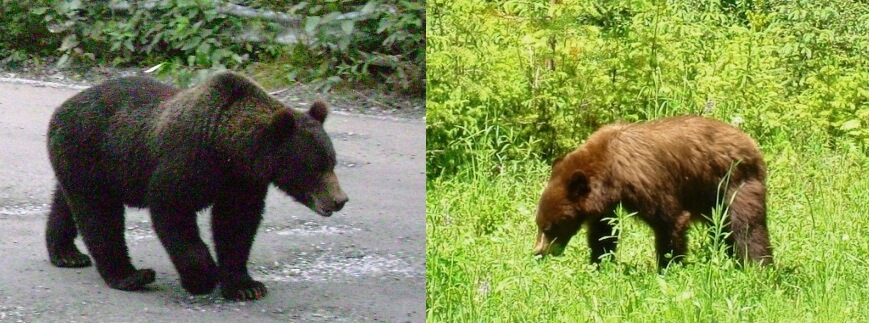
{"left": 533, "top": 115, "right": 772, "bottom": 268}
{"left": 46, "top": 72, "right": 348, "bottom": 300}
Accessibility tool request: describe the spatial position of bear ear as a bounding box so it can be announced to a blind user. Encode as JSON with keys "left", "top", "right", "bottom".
{"left": 567, "top": 170, "right": 591, "bottom": 200}
{"left": 264, "top": 109, "right": 296, "bottom": 142}
{"left": 552, "top": 157, "right": 564, "bottom": 167}
{"left": 309, "top": 101, "right": 329, "bottom": 124}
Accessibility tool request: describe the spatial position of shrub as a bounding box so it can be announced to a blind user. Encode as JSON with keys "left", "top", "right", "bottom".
{"left": 426, "top": 0, "right": 869, "bottom": 178}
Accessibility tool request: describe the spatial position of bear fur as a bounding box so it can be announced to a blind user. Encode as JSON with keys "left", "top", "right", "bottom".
{"left": 45, "top": 72, "right": 348, "bottom": 300}
{"left": 533, "top": 115, "right": 772, "bottom": 268}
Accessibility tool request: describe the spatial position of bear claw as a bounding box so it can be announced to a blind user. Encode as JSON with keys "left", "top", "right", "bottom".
{"left": 108, "top": 269, "right": 156, "bottom": 291}
{"left": 222, "top": 280, "right": 267, "bottom": 301}
{"left": 50, "top": 251, "right": 92, "bottom": 268}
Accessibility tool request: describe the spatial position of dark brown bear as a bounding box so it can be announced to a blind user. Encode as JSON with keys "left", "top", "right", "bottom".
{"left": 533, "top": 116, "right": 772, "bottom": 268}
{"left": 46, "top": 72, "right": 348, "bottom": 300}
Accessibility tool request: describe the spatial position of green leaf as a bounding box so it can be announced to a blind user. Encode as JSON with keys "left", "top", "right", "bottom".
{"left": 321, "top": 12, "right": 340, "bottom": 24}
{"left": 359, "top": 1, "right": 377, "bottom": 16}
{"left": 840, "top": 119, "right": 861, "bottom": 131}
{"left": 290, "top": 2, "right": 309, "bottom": 13}
{"left": 377, "top": 18, "right": 391, "bottom": 33}
{"left": 305, "top": 16, "right": 321, "bottom": 34}
{"left": 341, "top": 20, "right": 355, "bottom": 35}
{"left": 64, "top": 0, "right": 82, "bottom": 11}
{"left": 55, "top": 54, "right": 70, "bottom": 68}
{"left": 59, "top": 34, "right": 79, "bottom": 51}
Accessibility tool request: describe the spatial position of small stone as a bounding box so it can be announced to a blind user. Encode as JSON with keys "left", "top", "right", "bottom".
{"left": 345, "top": 250, "right": 364, "bottom": 259}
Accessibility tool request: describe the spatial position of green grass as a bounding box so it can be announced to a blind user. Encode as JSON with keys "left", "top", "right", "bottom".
{"left": 426, "top": 142, "right": 869, "bottom": 321}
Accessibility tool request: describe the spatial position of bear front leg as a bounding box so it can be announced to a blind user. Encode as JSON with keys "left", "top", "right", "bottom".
{"left": 66, "top": 192, "right": 155, "bottom": 290}
{"left": 212, "top": 185, "right": 268, "bottom": 301}
{"left": 150, "top": 206, "right": 219, "bottom": 295}
{"left": 587, "top": 217, "right": 618, "bottom": 264}
{"left": 46, "top": 185, "right": 92, "bottom": 268}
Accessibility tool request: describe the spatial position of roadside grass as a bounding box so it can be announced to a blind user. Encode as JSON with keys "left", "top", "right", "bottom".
{"left": 426, "top": 141, "right": 869, "bottom": 321}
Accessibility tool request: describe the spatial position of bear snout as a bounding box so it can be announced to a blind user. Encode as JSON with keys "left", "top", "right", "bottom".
{"left": 324, "top": 190, "right": 348, "bottom": 214}
{"left": 533, "top": 232, "right": 565, "bottom": 257}
{"left": 310, "top": 172, "right": 348, "bottom": 217}
{"left": 311, "top": 194, "right": 347, "bottom": 217}
{"left": 333, "top": 195, "right": 348, "bottom": 211}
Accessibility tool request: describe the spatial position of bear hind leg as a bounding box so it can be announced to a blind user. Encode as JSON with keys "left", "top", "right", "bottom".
{"left": 67, "top": 192, "right": 155, "bottom": 290}
{"left": 653, "top": 211, "right": 691, "bottom": 269}
{"left": 46, "top": 185, "right": 92, "bottom": 268}
{"left": 726, "top": 180, "right": 773, "bottom": 266}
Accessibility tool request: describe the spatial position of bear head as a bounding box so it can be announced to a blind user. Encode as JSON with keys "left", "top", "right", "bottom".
{"left": 533, "top": 153, "right": 611, "bottom": 257}
{"left": 260, "top": 101, "right": 349, "bottom": 217}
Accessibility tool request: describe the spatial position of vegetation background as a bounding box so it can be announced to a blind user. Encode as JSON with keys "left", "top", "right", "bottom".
{"left": 426, "top": 0, "right": 868, "bottom": 321}
{"left": 0, "top": 0, "right": 424, "bottom": 96}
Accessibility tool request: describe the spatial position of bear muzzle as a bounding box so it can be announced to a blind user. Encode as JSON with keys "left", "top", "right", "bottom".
{"left": 311, "top": 192, "right": 348, "bottom": 217}
{"left": 310, "top": 172, "right": 348, "bottom": 217}
{"left": 533, "top": 231, "right": 566, "bottom": 257}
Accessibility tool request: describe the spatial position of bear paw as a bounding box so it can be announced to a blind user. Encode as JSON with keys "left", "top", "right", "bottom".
{"left": 181, "top": 276, "right": 218, "bottom": 295}
{"left": 107, "top": 269, "right": 156, "bottom": 291}
{"left": 50, "top": 250, "right": 92, "bottom": 268}
{"left": 221, "top": 280, "right": 268, "bottom": 301}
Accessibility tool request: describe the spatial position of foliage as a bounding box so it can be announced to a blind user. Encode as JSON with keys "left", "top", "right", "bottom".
{"left": 0, "top": 0, "right": 424, "bottom": 93}
{"left": 427, "top": 0, "right": 869, "bottom": 178}
{"left": 257, "top": 0, "right": 425, "bottom": 93}
{"left": 0, "top": 0, "right": 59, "bottom": 66}
{"left": 35, "top": 0, "right": 275, "bottom": 75}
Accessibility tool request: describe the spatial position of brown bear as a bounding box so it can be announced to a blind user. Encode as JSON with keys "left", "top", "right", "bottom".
{"left": 45, "top": 71, "right": 348, "bottom": 300}
{"left": 533, "top": 115, "right": 772, "bottom": 268}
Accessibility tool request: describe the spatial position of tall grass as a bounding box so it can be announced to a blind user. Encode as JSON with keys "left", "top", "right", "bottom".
{"left": 426, "top": 142, "right": 869, "bottom": 321}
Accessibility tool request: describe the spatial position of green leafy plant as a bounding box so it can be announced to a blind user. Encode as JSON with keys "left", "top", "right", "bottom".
{"left": 271, "top": 0, "right": 425, "bottom": 93}
{"left": 427, "top": 0, "right": 869, "bottom": 179}
{"left": 0, "top": 1, "right": 59, "bottom": 66}
{"left": 3, "top": 0, "right": 423, "bottom": 93}
{"left": 38, "top": 0, "right": 268, "bottom": 71}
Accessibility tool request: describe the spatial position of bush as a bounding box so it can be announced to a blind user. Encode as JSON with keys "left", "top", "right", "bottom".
{"left": 426, "top": 0, "right": 869, "bottom": 178}
{"left": 0, "top": 0, "right": 425, "bottom": 93}
{"left": 0, "top": 0, "right": 60, "bottom": 66}
{"left": 37, "top": 1, "right": 271, "bottom": 72}
{"left": 259, "top": 0, "right": 425, "bottom": 93}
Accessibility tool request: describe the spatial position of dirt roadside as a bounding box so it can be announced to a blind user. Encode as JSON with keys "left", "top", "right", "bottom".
{"left": 0, "top": 80, "right": 424, "bottom": 322}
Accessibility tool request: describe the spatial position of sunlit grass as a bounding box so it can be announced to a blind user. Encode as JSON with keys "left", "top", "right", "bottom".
{"left": 426, "top": 144, "right": 869, "bottom": 322}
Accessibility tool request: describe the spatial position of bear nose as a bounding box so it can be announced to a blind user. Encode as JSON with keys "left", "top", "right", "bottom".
{"left": 334, "top": 196, "right": 348, "bottom": 211}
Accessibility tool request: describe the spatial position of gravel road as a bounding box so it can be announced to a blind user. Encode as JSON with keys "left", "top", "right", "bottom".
{"left": 0, "top": 80, "right": 424, "bottom": 322}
